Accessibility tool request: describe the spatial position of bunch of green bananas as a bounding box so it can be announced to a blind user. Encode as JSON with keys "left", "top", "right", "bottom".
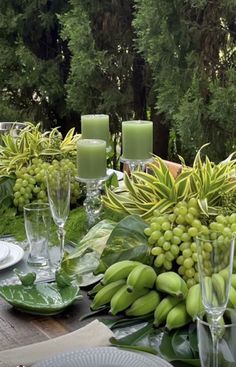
{"left": 89, "top": 260, "right": 236, "bottom": 331}
{"left": 90, "top": 260, "right": 159, "bottom": 316}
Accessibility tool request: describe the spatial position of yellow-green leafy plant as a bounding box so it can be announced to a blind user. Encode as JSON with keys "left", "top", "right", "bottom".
{"left": 0, "top": 122, "right": 81, "bottom": 176}
{"left": 103, "top": 145, "right": 236, "bottom": 219}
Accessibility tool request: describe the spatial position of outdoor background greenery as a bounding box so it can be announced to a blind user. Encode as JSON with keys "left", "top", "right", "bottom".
{"left": 0, "top": 0, "right": 235, "bottom": 164}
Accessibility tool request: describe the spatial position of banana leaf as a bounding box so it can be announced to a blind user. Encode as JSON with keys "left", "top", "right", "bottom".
{"left": 57, "top": 219, "right": 116, "bottom": 284}
{"left": 109, "top": 320, "right": 201, "bottom": 367}
{"left": 0, "top": 176, "right": 15, "bottom": 208}
{"left": 94, "top": 215, "right": 152, "bottom": 274}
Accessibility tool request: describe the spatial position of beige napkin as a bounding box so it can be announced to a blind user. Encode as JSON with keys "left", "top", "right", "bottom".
{"left": 0, "top": 319, "right": 114, "bottom": 367}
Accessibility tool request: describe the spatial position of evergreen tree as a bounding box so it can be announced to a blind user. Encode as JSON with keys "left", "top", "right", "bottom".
{"left": 133, "top": 0, "right": 236, "bottom": 163}
{"left": 0, "top": 0, "right": 76, "bottom": 131}
{"left": 60, "top": 1, "right": 149, "bottom": 140}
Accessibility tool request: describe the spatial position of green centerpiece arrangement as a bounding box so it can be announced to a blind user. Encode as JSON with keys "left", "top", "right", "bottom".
{"left": 0, "top": 123, "right": 235, "bottom": 366}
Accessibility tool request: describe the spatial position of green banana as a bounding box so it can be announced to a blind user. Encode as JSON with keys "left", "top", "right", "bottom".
{"left": 166, "top": 301, "right": 191, "bottom": 330}
{"left": 125, "top": 290, "right": 161, "bottom": 317}
{"left": 203, "top": 276, "right": 213, "bottom": 306}
{"left": 101, "top": 260, "right": 139, "bottom": 285}
{"left": 186, "top": 283, "right": 204, "bottom": 320}
{"left": 155, "top": 271, "right": 188, "bottom": 298}
{"left": 90, "top": 279, "right": 126, "bottom": 310}
{"left": 110, "top": 284, "right": 149, "bottom": 315}
{"left": 153, "top": 295, "right": 181, "bottom": 327}
{"left": 231, "top": 274, "right": 236, "bottom": 289}
{"left": 219, "top": 270, "right": 236, "bottom": 290}
{"left": 126, "top": 264, "right": 157, "bottom": 292}
{"left": 212, "top": 273, "right": 225, "bottom": 304}
{"left": 219, "top": 268, "right": 229, "bottom": 281}
{"left": 88, "top": 282, "right": 104, "bottom": 297}
{"left": 228, "top": 286, "right": 236, "bottom": 308}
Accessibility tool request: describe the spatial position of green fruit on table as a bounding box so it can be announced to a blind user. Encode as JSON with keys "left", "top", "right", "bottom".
{"left": 125, "top": 290, "right": 160, "bottom": 317}
{"left": 126, "top": 264, "right": 157, "bottom": 292}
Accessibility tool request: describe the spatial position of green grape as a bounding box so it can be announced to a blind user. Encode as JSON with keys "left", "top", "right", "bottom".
{"left": 170, "top": 244, "right": 180, "bottom": 256}
{"left": 231, "top": 223, "right": 236, "bottom": 232}
{"left": 171, "top": 235, "right": 181, "bottom": 245}
{"left": 188, "top": 197, "right": 198, "bottom": 208}
{"left": 144, "top": 227, "right": 152, "bottom": 236}
{"left": 154, "top": 254, "right": 165, "bottom": 267}
{"left": 176, "top": 215, "right": 185, "bottom": 224}
{"left": 162, "top": 221, "right": 171, "bottom": 231}
{"left": 151, "top": 246, "right": 163, "bottom": 256}
{"left": 158, "top": 236, "right": 165, "bottom": 247}
{"left": 176, "top": 255, "right": 184, "bottom": 265}
{"left": 182, "top": 248, "right": 192, "bottom": 258}
{"left": 183, "top": 258, "right": 194, "bottom": 269}
{"left": 180, "top": 241, "right": 191, "bottom": 251}
{"left": 188, "top": 207, "right": 199, "bottom": 217}
{"left": 188, "top": 227, "right": 198, "bottom": 237}
{"left": 163, "top": 241, "right": 171, "bottom": 251}
{"left": 163, "top": 260, "right": 172, "bottom": 270}
{"left": 165, "top": 251, "right": 175, "bottom": 262}
{"left": 185, "top": 213, "right": 194, "bottom": 224}
{"left": 186, "top": 278, "right": 196, "bottom": 288}
{"left": 229, "top": 213, "right": 236, "bottom": 224}
{"left": 178, "top": 206, "right": 188, "bottom": 216}
{"left": 163, "top": 230, "right": 173, "bottom": 241}
{"left": 185, "top": 267, "right": 195, "bottom": 278}
{"left": 173, "top": 227, "right": 183, "bottom": 237}
{"left": 178, "top": 266, "right": 185, "bottom": 275}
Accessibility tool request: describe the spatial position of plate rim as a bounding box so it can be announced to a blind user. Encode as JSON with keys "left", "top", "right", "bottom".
{"left": 0, "top": 242, "right": 24, "bottom": 271}
{"left": 0, "top": 241, "right": 10, "bottom": 263}
{"left": 32, "top": 346, "right": 173, "bottom": 367}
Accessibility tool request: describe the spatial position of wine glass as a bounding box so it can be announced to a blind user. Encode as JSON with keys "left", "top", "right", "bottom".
{"left": 46, "top": 169, "right": 71, "bottom": 270}
{"left": 196, "top": 230, "right": 235, "bottom": 367}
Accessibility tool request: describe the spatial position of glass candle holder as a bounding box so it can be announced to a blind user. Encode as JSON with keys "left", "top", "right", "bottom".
{"left": 77, "top": 176, "right": 108, "bottom": 228}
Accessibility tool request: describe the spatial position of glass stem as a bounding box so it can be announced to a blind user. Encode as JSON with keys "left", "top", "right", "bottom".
{"left": 84, "top": 181, "right": 102, "bottom": 228}
{"left": 210, "top": 320, "right": 220, "bottom": 367}
{"left": 57, "top": 226, "right": 65, "bottom": 263}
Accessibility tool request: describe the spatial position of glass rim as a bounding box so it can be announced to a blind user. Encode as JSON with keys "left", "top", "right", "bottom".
{"left": 196, "top": 308, "right": 236, "bottom": 327}
{"left": 23, "top": 202, "right": 50, "bottom": 211}
{"left": 195, "top": 231, "right": 235, "bottom": 242}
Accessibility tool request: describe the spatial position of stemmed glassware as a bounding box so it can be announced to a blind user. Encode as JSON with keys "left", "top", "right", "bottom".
{"left": 196, "top": 230, "right": 235, "bottom": 367}
{"left": 46, "top": 169, "right": 71, "bottom": 270}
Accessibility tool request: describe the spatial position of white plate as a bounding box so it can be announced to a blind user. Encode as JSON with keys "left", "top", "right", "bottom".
{"left": 0, "top": 241, "right": 10, "bottom": 263}
{"left": 32, "top": 347, "right": 172, "bottom": 367}
{"left": 107, "top": 169, "right": 124, "bottom": 181}
{"left": 0, "top": 242, "right": 24, "bottom": 271}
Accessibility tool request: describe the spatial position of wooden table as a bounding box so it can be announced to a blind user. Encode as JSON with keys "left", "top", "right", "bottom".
{"left": 0, "top": 289, "right": 95, "bottom": 352}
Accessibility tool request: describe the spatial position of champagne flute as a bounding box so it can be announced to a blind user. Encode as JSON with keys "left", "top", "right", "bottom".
{"left": 196, "top": 230, "right": 235, "bottom": 367}
{"left": 46, "top": 169, "right": 71, "bottom": 270}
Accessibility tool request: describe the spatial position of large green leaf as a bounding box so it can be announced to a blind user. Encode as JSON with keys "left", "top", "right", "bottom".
{"left": 0, "top": 175, "right": 15, "bottom": 207}
{"left": 94, "top": 215, "right": 151, "bottom": 274}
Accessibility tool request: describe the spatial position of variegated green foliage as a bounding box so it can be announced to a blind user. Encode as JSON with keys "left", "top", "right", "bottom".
{"left": 0, "top": 122, "right": 81, "bottom": 175}
{"left": 103, "top": 147, "right": 236, "bottom": 219}
{"left": 181, "top": 146, "right": 236, "bottom": 216}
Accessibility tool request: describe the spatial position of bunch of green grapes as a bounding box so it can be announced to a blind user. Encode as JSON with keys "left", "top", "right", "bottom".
{"left": 144, "top": 198, "right": 236, "bottom": 288}
{"left": 13, "top": 158, "right": 81, "bottom": 211}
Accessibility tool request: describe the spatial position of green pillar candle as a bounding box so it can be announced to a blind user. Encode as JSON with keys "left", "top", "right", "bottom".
{"left": 122, "top": 120, "right": 153, "bottom": 160}
{"left": 81, "top": 114, "right": 110, "bottom": 145}
{"left": 77, "top": 139, "right": 107, "bottom": 179}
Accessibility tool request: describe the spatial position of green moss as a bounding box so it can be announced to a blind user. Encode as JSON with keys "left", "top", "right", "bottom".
{"left": 0, "top": 205, "right": 124, "bottom": 244}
